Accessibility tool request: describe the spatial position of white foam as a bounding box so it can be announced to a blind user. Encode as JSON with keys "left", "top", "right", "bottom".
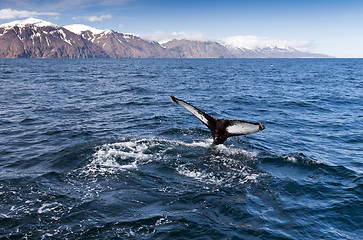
{"left": 285, "top": 156, "right": 298, "bottom": 163}
{"left": 38, "top": 202, "right": 62, "bottom": 214}
{"left": 177, "top": 139, "right": 213, "bottom": 148}
{"left": 172, "top": 139, "right": 258, "bottom": 160}
{"left": 177, "top": 163, "right": 260, "bottom": 186}
{"left": 155, "top": 217, "right": 172, "bottom": 226}
{"left": 82, "top": 141, "right": 152, "bottom": 175}
{"left": 213, "top": 144, "right": 258, "bottom": 158}
{"left": 177, "top": 166, "right": 224, "bottom": 185}
{"left": 79, "top": 137, "right": 260, "bottom": 186}
{"left": 176, "top": 143, "right": 260, "bottom": 187}
{"left": 78, "top": 138, "right": 207, "bottom": 176}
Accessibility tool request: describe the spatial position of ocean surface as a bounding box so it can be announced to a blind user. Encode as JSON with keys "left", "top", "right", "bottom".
{"left": 0, "top": 58, "right": 362, "bottom": 239}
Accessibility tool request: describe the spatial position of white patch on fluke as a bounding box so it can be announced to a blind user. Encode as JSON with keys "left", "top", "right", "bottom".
{"left": 174, "top": 98, "right": 209, "bottom": 126}
{"left": 226, "top": 122, "right": 260, "bottom": 135}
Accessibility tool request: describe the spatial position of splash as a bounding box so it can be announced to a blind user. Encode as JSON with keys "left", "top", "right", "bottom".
{"left": 81, "top": 140, "right": 154, "bottom": 176}
{"left": 176, "top": 163, "right": 261, "bottom": 187}
{"left": 213, "top": 143, "right": 258, "bottom": 158}
{"left": 78, "top": 137, "right": 261, "bottom": 187}
{"left": 175, "top": 141, "right": 261, "bottom": 186}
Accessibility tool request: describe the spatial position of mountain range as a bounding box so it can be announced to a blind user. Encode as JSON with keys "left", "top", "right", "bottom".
{"left": 0, "top": 18, "right": 332, "bottom": 58}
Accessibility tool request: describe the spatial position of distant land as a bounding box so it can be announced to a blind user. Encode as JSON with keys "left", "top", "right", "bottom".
{"left": 0, "top": 18, "right": 333, "bottom": 58}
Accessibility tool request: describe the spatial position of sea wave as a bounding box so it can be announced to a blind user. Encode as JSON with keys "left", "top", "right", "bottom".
{"left": 73, "top": 137, "right": 261, "bottom": 187}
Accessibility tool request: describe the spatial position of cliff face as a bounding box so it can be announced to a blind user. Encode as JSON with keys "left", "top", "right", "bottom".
{"left": 163, "top": 39, "right": 234, "bottom": 58}
{"left": 80, "top": 30, "right": 175, "bottom": 58}
{"left": 0, "top": 18, "right": 332, "bottom": 58}
{"left": 0, "top": 24, "right": 107, "bottom": 58}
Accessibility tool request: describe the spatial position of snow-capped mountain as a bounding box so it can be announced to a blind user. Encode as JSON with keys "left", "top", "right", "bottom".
{"left": 0, "top": 18, "right": 173, "bottom": 58}
{"left": 0, "top": 18, "right": 332, "bottom": 58}
{"left": 89, "top": 30, "right": 174, "bottom": 58}
{"left": 0, "top": 18, "right": 106, "bottom": 58}
{"left": 225, "top": 45, "right": 330, "bottom": 58}
{"left": 0, "top": 17, "right": 57, "bottom": 28}
{"left": 163, "top": 39, "right": 233, "bottom": 58}
{"left": 64, "top": 24, "right": 106, "bottom": 44}
{"left": 64, "top": 25, "right": 173, "bottom": 58}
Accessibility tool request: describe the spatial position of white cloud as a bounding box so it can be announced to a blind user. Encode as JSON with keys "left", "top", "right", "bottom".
{"left": 142, "top": 31, "right": 313, "bottom": 51}
{"left": 0, "top": 8, "right": 59, "bottom": 19}
{"left": 221, "top": 35, "right": 313, "bottom": 51}
{"left": 84, "top": 14, "right": 112, "bottom": 22}
{"left": 72, "top": 14, "right": 112, "bottom": 22}
{"left": 142, "top": 30, "right": 209, "bottom": 44}
{"left": 1, "top": 0, "right": 132, "bottom": 12}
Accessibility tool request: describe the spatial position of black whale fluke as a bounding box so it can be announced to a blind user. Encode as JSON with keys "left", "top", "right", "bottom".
{"left": 170, "top": 96, "right": 265, "bottom": 145}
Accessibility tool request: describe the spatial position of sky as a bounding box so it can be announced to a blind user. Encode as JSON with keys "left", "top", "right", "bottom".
{"left": 1, "top": 0, "right": 363, "bottom": 57}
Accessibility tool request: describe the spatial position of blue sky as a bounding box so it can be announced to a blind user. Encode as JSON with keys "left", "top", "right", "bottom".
{"left": 1, "top": 0, "right": 363, "bottom": 57}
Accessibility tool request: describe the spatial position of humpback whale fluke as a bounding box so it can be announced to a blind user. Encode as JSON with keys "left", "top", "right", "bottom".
{"left": 170, "top": 96, "right": 265, "bottom": 145}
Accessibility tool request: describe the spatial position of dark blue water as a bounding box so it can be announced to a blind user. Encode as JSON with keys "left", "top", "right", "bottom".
{"left": 0, "top": 58, "right": 362, "bottom": 239}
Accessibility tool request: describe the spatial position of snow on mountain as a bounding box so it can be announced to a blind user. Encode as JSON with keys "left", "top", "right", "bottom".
{"left": 0, "top": 18, "right": 332, "bottom": 58}
{"left": 221, "top": 35, "right": 313, "bottom": 53}
{"left": 0, "top": 17, "right": 108, "bottom": 58}
{"left": 0, "top": 17, "right": 57, "bottom": 28}
{"left": 64, "top": 24, "right": 104, "bottom": 35}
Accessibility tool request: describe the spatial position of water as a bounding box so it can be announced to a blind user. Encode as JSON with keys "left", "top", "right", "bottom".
{"left": 0, "top": 58, "right": 362, "bottom": 239}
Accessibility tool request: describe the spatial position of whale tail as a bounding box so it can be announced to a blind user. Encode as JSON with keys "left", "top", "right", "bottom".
{"left": 170, "top": 96, "right": 265, "bottom": 145}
